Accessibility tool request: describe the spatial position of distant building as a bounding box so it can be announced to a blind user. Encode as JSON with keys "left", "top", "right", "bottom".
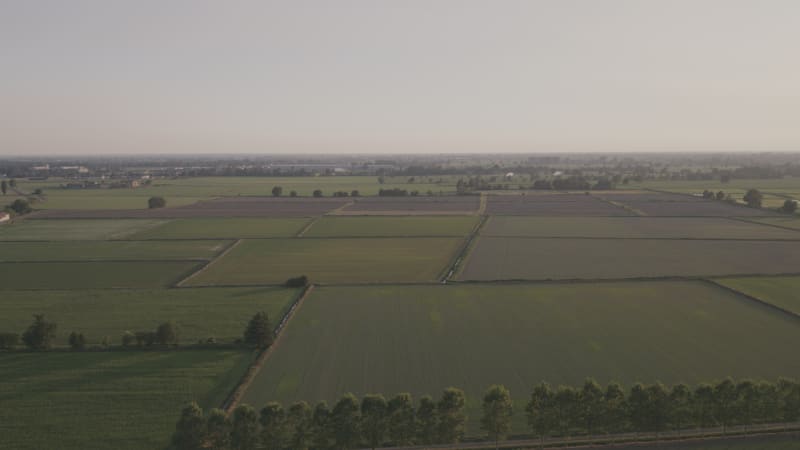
{"left": 0, "top": 212, "right": 10, "bottom": 223}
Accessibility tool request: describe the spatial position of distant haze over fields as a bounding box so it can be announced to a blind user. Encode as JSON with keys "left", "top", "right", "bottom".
{"left": 1, "top": 0, "right": 799, "bottom": 155}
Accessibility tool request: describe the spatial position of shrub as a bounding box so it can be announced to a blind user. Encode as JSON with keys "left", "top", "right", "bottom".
{"left": 285, "top": 275, "right": 309, "bottom": 288}
{"left": 0, "top": 332, "right": 19, "bottom": 350}
{"left": 148, "top": 196, "right": 167, "bottom": 209}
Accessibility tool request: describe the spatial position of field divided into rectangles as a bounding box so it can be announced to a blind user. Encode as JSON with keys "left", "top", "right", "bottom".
{"left": 0, "top": 219, "right": 167, "bottom": 240}
{"left": 0, "top": 261, "right": 201, "bottom": 289}
{"left": 241, "top": 282, "right": 800, "bottom": 431}
{"left": 0, "top": 240, "right": 230, "bottom": 262}
{"left": 128, "top": 217, "right": 311, "bottom": 239}
{"left": 0, "top": 287, "right": 299, "bottom": 345}
{"left": 458, "top": 237, "right": 800, "bottom": 281}
{"left": 0, "top": 350, "right": 252, "bottom": 450}
{"left": 715, "top": 276, "right": 800, "bottom": 316}
{"left": 304, "top": 216, "right": 479, "bottom": 237}
{"left": 482, "top": 216, "right": 800, "bottom": 239}
{"left": 187, "top": 237, "right": 463, "bottom": 285}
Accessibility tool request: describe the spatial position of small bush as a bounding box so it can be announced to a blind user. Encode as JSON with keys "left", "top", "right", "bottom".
{"left": 148, "top": 196, "right": 167, "bottom": 209}
{"left": 285, "top": 275, "right": 309, "bottom": 288}
{"left": 0, "top": 332, "right": 19, "bottom": 350}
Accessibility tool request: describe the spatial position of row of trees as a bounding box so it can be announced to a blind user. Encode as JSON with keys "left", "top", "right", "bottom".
{"left": 1, "top": 312, "right": 274, "bottom": 351}
{"left": 172, "top": 388, "right": 470, "bottom": 450}
{"left": 271, "top": 186, "right": 362, "bottom": 198}
{"left": 172, "top": 379, "right": 800, "bottom": 450}
{"left": 701, "top": 188, "right": 797, "bottom": 213}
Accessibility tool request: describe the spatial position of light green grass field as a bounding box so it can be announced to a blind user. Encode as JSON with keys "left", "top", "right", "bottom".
{"left": 0, "top": 219, "right": 167, "bottom": 240}
{"left": 0, "top": 287, "right": 298, "bottom": 345}
{"left": 129, "top": 217, "right": 310, "bottom": 239}
{"left": 715, "top": 276, "right": 800, "bottom": 316}
{"left": 458, "top": 237, "right": 800, "bottom": 281}
{"left": 304, "top": 216, "right": 478, "bottom": 237}
{"left": 187, "top": 237, "right": 462, "bottom": 285}
{"left": 32, "top": 192, "right": 208, "bottom": 210}
{"left": 242, "top": 281, "right": 800, "bottom": 433}
{"left": 0, "top": 261, "right": 201, "bottom": 289}
{"left": 481, "top": 216, "right": 800, "bottom": 239}
{"left": 0, "top": 240, "right": 230, "bottom": 261}
{"left": 0, "top": 350, "right": 252, "bottom": 450}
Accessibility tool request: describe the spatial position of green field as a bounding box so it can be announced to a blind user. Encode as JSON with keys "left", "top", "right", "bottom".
{"left": 0, "top": 240, "right": 229, "bottom": 261}
{"left": 0, "top": 287, "right": 298, "bottom": 345}
{"left": 0, "top": 261, "right": 201, "bottom": 289}
{"left": 0, "top": 350, "right": 252, "bottom": 450}
{"left": 715, "top": 276, "right": 800, "bottom": 316}
{"left": 241, "top": 282, "right": 800, "bottom": 432}
{"left": 481, "top": 216, "right": 800, "bottom": 239}
{"left": 0, "top": 219, "right": 167, "bottom": 240}
{"left": 751, "top": 217, "right": 800, "bottom": 230}
{"left": 304, "top": 216, "right": 478, "bottom": 237}
{"left": 187, "top": 237, "right": 462, "bottom": 285}
{"left": 458, "top": 237, "right": 800, "bottom": 281}
{"left": 129, "top": 218, "right": 311, "bottom": 239}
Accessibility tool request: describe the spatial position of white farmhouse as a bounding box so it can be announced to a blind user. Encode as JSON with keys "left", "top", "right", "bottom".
{"left": 0, "top": 212, "right": 10, "bottom": 224}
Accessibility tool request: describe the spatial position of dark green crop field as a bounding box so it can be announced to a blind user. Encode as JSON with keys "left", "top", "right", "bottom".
{"left": 0, "top": 240, "right": 229, "bottom": 262}
{"left": 715, "top": 276, "right": 800, "bottom": 316}
{"left": 187, "top": 237, "right": 462, "bottom": 285}
{"left": 0, "top": 219, "right": 167, "bottom": 240}
{"left": 129, "top": 217, "right": 311, "bottom": 239}
{"left": 0, "top": 261, "right": 201, "bottom": 289}
{"left": 304, "top": 216, "right": 479, "bottom": 237}
{"left": 458, "top": 237, "right": 800, "bottom": 281}
{"left": 0, "top": 287, "right": 299, "bottom": 345}
{"left": 241, "top": 282, "right": 800, "bottom": 432}
{"left": 482, "top": 216, "right": 800, "bottom": 239}
{"left": 0, "top": 350, "right": 252, "bottom": 450}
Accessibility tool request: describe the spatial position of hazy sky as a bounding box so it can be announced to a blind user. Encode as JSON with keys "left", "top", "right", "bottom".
{"left": 1, "top": 0, "right": 798, "bottom": 155}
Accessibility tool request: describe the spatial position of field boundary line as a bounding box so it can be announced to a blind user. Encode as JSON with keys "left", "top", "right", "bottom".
{"left": 441, "top": 215, "right": 489, "bottom": 282}
{"left": 593, "top": 194, "right": 647, "bottom": 216}
{"left": 450, "top": 273, "right": 800, "bottom": 285}
{"left": 728, "top": 216, "right": 800, "bottom": 233}
{"left": 175, "top": 239, "right": 242, "bottom": 287}
{"left": 295, "top": 216, "right": 321, "bottom": 237}
{"left": 222, "top": 284, "right": 315, "bottom": 414}
{"left": 325, "top": 200, "right": 356, "bottom": 215}
{"left": 375, "top": 422, "right": 800, "bottom": 450}
{"left": 701, "top": 278, "right": 800, "bottom": 321}
{"left": 476, "top": 193, "right": 487, "bottom": 215}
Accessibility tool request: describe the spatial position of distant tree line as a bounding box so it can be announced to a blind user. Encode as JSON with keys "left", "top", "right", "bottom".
{"left": 171, "top": 378, "right": 800, "bottom": 450}
{"left": 0, "top": 312, "right": 274, "bottom": 351}
{"left": 700, "top": 187, "right": 797, "bottom": 212}
{"left": 271, "top": 186, "right": 361, "bottom": 198}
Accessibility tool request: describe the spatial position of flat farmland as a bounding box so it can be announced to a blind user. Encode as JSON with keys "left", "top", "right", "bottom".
{"left": 0, "top": 261, "right": 201, "bottom": 289}
{"left": 32, "top": 197, "right": 352, "bottom": 218}
{"left": 752, "top": 217, "right": 800, "bottom": 230}
{"left": 458, "top": 237, "right": 800, "bottom": 280}
{"left": 338, "top": 196, "right": 479, "bottom": 214}
{"left": 0, "top": 240, "right": 229, "bottom": 262}
{"left": 0, "top": 287, "right": 299, "bottom": 345}
{"left": 486, "top": 194, "right": 633, "bottom": 216}
{"left": 186, "top": 237, "right": 462, "bottom": 285}
{"left": 715, "top": 276, "right": 800, "bottom": 316}
{"left": 241, "top": 282, "right": 800, "bottom": 431}
{"left": 304, "top": 216, "right": 478, "bottom": 237}
{"left": 602, "top": 193, "right": 778, "bottom": 217}
{"left": 481, "top": 216, "right": 800, "bottom": 239}
{"left": 0, "top": 350, "right": 252, "bottom": 450}
{"left": 0, "top": 219, "right": 167, "bottom": 240}
{"left": 129, "top": 217, "right": 310, "bottom": 239}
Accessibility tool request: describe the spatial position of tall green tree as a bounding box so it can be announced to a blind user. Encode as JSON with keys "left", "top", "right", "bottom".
{"left": 579, "top": 379, "right": 604, "bottom": 435}
{"left": 243, "top": 312, "right": 273, "bottom": 348}
{"left": 206, "top": 408, "right": 232, "bottom": 450}
{"left": 156, "top": 321, "right": 179, "bottom": 346}
{"left": 713, "top": 378, "right": 738, "bottom": 434}
{"left": 778, "top": 378, "right": 800, "bottom": 423}
{"left": 286, "top": 401, "right": 313, "bottom": 450}
{"left": 693, "top": 383, "right": 716, "bottom": 431}
{"left": 361, "top": 394, "right": 388, "bottom": 450}
{"left": 743, "top": 188, "right": 763, "bottom": 208}
{"left": 646, "top": 382, "right": 671, "bottom": 437}
{"left": 526, "top": 382, "right": 556, "bottom": 448}
{"left": 331, "top": 393, "right": 361, "bottom": 450}
{"left": 481, "top": 385, "right": 513, "bottom": 450}
{"left": 553, "top": 386, "right": 579, "bottom": 437}
{"left": 669, "top": 383, "right": 692, "bottom": 434}
{"left": 603, "top": 383, "right": 628, "bottom": 439}
{"left": 271, "top": 186, "right": 283, "bottom": 197}
{"left": 736, "top": 380, "right": 758, "bottom": 431}
{"left": 437, "top": 387, "right": 467, "bottom": 444}
{"left": 259, "top": 402, "right": 288, "bottom": 450}
{"left": 1, "top": 180, "right": 6, "bottom": 195}
{"left": 387, "top": 393, "right": 416, "bottom": 446}
{"left": 416, "top": 395, "right": 439, "bottom": 445}
{"left": 628, "top": 383, "right": 649, "bottom": 433}
{"left": 172, "top": 402, "right": 206, "bottom": 450}
{"left": 311, "top": 401, "right": 332, "bottom": 450}
{"left": 22, "top": 314, "right": 57, "bottom": 350}
{"left": 231, "top": 404, "right": 260, "bottom": 450}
